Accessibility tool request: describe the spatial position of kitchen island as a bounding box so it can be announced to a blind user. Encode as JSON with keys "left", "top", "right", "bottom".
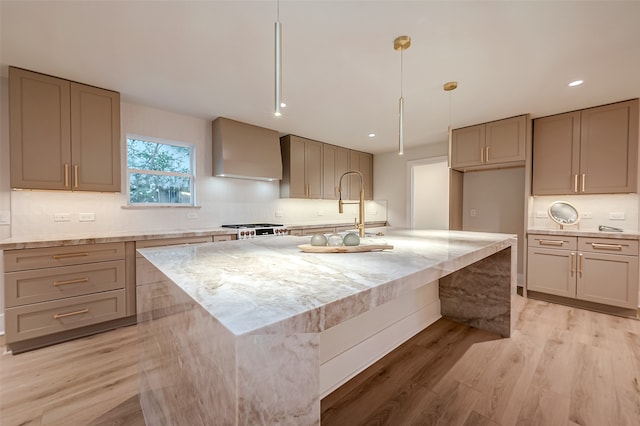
{"left": 136, "top": 230, "right": 516, "bottom": 425}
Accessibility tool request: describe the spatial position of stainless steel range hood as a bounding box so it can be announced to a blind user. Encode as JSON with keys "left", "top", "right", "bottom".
{"left": 212, "top": 117, "right": 282, "bottom": 181}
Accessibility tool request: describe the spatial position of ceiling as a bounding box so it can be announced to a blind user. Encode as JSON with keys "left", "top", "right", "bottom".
{"left": 2, "top": 1, "right": 640, "bottom": 154}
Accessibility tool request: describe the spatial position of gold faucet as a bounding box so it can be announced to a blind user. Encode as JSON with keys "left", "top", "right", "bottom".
{"left": 338, "top": 171, "right": 365, "bottom": 238}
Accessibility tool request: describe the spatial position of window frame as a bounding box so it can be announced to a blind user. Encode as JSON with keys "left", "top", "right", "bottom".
{"left": 126, "top": 134, "right": 196, "bottom": 207}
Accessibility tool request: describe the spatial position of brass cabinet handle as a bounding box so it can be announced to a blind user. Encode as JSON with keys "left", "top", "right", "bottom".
{"left": 74, "top": 164, "right": 79, "bottom": 188}
{"left": 573, "top": 174, "right": 578, "bottom": 193}
{"left": 480, "top": 147, "right": 484, "bottom": 163}
{"left": 486, "top": 146, "right": 490, "bottom": 163}
{"left": 53, "top": 277, "right": 89, "bottom": 286}
{"left": 581, "top": 173, "right": 586, "bottom": 192}
{"left": 570, "top": 252, "right": 575, "bottom": 275}
{"left": 52, "top": 252, "right": 89, "bottom": 259}
{"left": 64, "top": 164, "right": 70, "bottom": 187}
{"left": 591, "top": 243, "right": 623, "bottom": 251}
{"left": 578, "top": 253, "right": 583, "bottom": 277}
{"left": 539, "top": 239, "right": 565, "bottom": 246}
{"left": 53, "top": 308, "right": 89, "bottom": 319}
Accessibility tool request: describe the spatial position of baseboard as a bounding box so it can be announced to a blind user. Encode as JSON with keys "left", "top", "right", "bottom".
{"left": 320, "top": 281, "right": 441, "bottom": 398}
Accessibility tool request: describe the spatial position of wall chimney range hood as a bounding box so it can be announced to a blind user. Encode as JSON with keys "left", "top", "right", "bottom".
{"left": 212, "top": 117, "right": 283, "bottom": 181}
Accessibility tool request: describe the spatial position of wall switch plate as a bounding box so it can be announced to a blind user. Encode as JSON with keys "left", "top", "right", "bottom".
{"left": 581, "top": 211, "right": 593, "bottom": 219}
{"left": 0, "top": 211, "right": 10, "bottom": 225}
{"left": 609, "top": 212, "right": 625, "bottom": 220}
{"left": 275, "top": 210, "right": 283, "bottom": 218}
{"left": 370, "top": 209, "right": 377, "bottom": 215}
{"left": 187, "top": 212, "right": 198, "bottom": 219}
{"left": 535, "top": 210, "right": 547, "bottom": 218}
{"left": 317, "top": 210, "right": 325, "bottom": 216}
{"left": 54, "top": 213, "right": 71, "bottom": 222}
{"left": 470, "top": 209, "right": 477, "bottom": 217}
{"left": 78, "top": 213, "right": 95, "bottom": 222}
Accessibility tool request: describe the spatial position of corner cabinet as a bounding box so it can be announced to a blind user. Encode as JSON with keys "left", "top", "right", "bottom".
{"left": 451, "top": 115, "right": 527, "bottom": 171}
{"left": 527, "top": 234, "right": 639, "bottom": 309}
{"left": 9, "top": 66, "right": 121, "bottom": 192}
{"left": 532, "top": 99, "right": 639, "bottom": 195}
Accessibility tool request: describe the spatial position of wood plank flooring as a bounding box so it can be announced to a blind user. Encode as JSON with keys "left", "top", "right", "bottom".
{"left": 1, "top": 295, "right": 638, "bottom": 425}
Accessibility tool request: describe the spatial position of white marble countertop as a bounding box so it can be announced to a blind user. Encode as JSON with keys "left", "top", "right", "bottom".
{"left": 138, "top": 229, "right": 516, "bottom": 337}
{"left": 528, "top": 228, "right": 640, "bottom": 240}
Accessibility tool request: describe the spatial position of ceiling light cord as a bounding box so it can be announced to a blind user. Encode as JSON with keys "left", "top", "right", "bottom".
{"left": 274, "top": 0, "right": 282, "bottom": 117}
{"left": 394, "top": 36, "right": 410, "bottom": 156}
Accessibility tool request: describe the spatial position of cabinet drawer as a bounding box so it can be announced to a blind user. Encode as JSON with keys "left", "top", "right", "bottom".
{"left": 5, "top": 260, "right": 125, "bottom": 307}
{"left": 135, "top": 236, "right": 212, "bottom": 257}
{"left": 4, "top": 242, "right": 125, "bottom": 272}
{"left": 5, "top": 289, "right": 126, "bottom": 343}
{"left": 528, "top": 234, "right": 577, "bottom": 250}
{"left": 578, "top": 237, "right": 638, "bottom": 256}
{"left": 301, "top": 227, "right": 336, "bottom": 236}
{"left": 213, "top": 234, "right": 236, "bottom": 242}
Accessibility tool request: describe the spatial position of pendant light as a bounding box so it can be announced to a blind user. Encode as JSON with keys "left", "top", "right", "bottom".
{"left": 394, "top": 36, "right": 411, "bottom": 155}
{"left": 274, "top": 0, "right": 282, "bottom": 116}
{"left": 444, "top": 81, "right": 458, "bottom": 157}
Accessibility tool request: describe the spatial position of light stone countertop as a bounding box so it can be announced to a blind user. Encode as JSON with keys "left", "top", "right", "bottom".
{"left": 528, "top": 228, "right": 640, "bottom": 240}
{"left": 138, "top": 229, "right": 516, "bottom": 336}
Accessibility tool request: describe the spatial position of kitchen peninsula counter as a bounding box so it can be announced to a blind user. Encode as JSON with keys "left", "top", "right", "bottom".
{"left": 137, "top": 230, "right": 516, "bottom": 425}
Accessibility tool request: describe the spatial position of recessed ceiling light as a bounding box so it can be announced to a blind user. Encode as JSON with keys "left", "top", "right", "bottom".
{"left": 368, "top": 133, "right": 376, "bottom": 138}
{"left": 568, "top": 80, "right": 584, "bottom": 87}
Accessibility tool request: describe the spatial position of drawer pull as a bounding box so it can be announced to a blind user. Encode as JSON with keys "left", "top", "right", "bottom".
{"left": 591, "top": 243, "right": 623, "bottom": 251}
{"left": 570, "top": 253, "right": 575, "bottom": 275}
{"left": 53, "top": 308, "right": 89, "bottom": 319}
{"left": 53, "top": 277, "right": 89, "bottom": 286}
{"left": 539, "top": 239, "right": 565, "bottom": 246}
{"left": 52, "top": 252, "right": 90, "bottom": 259}
{"left": 578, "top": 253, "right": 583, "bottom": 276}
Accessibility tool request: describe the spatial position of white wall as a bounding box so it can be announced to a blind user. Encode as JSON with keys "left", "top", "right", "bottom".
{"left": 375, "top": 142, "right": 449, "bottom": 228}
{"left": 411, "top": 158, "right": 449, "bottom": 230}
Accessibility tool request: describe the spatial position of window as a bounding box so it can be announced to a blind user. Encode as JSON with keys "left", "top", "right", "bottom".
{"left": 127, "top": 136, "right": 195, "bottom": 205}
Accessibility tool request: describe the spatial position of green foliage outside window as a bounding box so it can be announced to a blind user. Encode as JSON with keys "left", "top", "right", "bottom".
{"left": 127, "top": 138, "right": 195, "bottom": 205}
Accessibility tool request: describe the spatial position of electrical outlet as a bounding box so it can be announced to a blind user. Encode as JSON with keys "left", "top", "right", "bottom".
{"left": 0, "top": 211, "right": 10, "bottom": 225}
{"left": 581, "top": 211, "right": 593, "bottom": 219}
{"left": 54, "top": 213, "right": 71, "bottom": 222}
{"left": 187, "top": 212, "right": 198, "bottom": 219}
{"left": 78, "top": 213, "right": 95, "bottom": 222}
{"left": 535, "top": 210, "right": 547, "bottom": 218}
{"left": 275, "top": 210, "right": 283, "bottom": 218}
{"left": 470, "top": 209, "right": 477, "bottom": 217}
{"left": 317, "top": 210, "right": 325, "bottom": 216}
{"left": 609, "top": 212, "right": 625, "bottom": 220}
{"left": 370, "top": 209, "right": 377, "bottom": 215}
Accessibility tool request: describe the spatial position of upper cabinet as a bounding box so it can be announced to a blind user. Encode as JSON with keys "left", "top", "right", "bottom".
{"left": 532, "top": 99, "right": 639, "bottom": 195}
{"left": 280, "top": 135, "right": 323, "bottom": 199}
{"left": 322, "top": 144, "right": 350, "bottom": 200}
{"left": 280, "top": 135, "right": 373, "bottom": 200}
{"left": 9, "top": 67, "right": 121, "bottom": 192}
{"left": 451, "top": 115, "right": 527, "bottom": 171}
{"left": 349, "top": 150, "right": 373, "bottom": 200}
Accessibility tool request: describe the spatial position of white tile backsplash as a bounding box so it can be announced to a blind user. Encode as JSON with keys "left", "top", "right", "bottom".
{"left": 529, "top": 194, "right": 639, "bottom": 232}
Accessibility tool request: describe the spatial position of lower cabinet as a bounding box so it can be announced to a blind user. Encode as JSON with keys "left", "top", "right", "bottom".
{"left": 3, "top": 242, "right": 128, "bottom": 346}
{"left": 527, "top": 234, "right": 639, "bottom": 309}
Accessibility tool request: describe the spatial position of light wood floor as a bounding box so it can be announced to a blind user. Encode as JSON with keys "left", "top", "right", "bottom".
{"left": 1, "top": 295, "right": 639, "bottom": 426}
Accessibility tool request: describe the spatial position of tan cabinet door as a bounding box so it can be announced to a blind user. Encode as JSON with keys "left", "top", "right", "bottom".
{"left": 579, "top": 99, "right": 638, "bottom": 194}
{"left": 577, "top": 251, "right": 638, "bottom": 308}
{"left": 485, "top": 115, "right": 526, "bottom": 165}
{"left": 9, "top": 67, "right": 72, "bottom": 190}
{"left": 70, "top": 83, "right": 121, "bottom": 192}
{"left": 349, "top": 150, "right": 373, "bottom": 200}
{"left": 451, "top": 124, "right": 485, "bottom": 170}
{"left": 305, "top": 139, "right": 323, "bottom": 199}
{"left": 532, "top": 111, "right": 581, "bottom": 195}
{"left": 527, "top": 247, "right": 576, "bottom": 298}
{"left": 322, "top": 144, "right": 350, "bottom": 200}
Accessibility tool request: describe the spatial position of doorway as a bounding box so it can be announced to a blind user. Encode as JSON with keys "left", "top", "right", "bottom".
{"left": 409, "top": 156, "right": 449, "bottom": 230}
